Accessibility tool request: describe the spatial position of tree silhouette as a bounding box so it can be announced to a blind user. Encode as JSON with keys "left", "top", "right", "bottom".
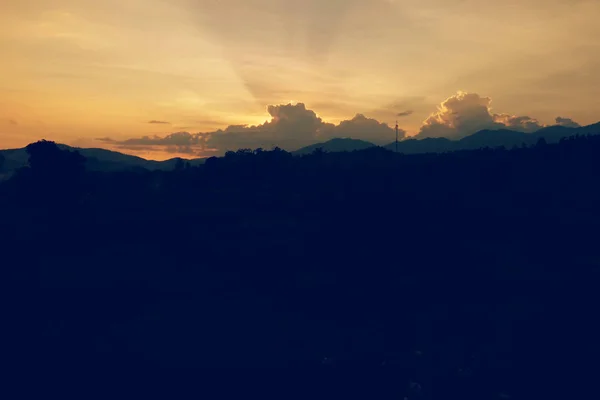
{"left": 174, "top": 158, "right": 185, "bottom": 171}
{"left": 26, "top": 140, "right": 85, "bottom": 177}
{"left": 2, "top": 133, "right": 600, "bottom": 397}
{"left": 536, "top": 137, "right": 547, "bottom": 147}
{"left": 23, "top": 140, "right": 86, "bottom": 206}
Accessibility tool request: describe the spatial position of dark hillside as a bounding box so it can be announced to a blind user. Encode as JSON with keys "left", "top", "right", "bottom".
{"left": 2, "top": 136, "right": 600, "bottom": 398}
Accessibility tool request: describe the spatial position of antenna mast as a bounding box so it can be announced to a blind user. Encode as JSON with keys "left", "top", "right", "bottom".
{"left": 395, "top": 120, "right": 399, "bottom": 153}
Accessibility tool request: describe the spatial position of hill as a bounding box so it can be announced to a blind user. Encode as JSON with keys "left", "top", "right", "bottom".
{"left": 5, "top": 133, "right": 600, "bottom": 387}
{"left": 383, "top": 137, "right": 454, "bottom": 154}
{"left": 2, "top": 121, "right": 599, "bottom": 177}
{"left": 293, "top": 138, "right": 376, "bottom": 155}
{"left": 5, "top": 133, "right": 600, "bottom": 395}
{"left": 381, "top": 122, "right": 600, "bottom": 154}
{"left": 457, "top": 129, "right": 529, "bottom": 150}
{"left": 0, "top": 144, "right": 205, "bottom": 176}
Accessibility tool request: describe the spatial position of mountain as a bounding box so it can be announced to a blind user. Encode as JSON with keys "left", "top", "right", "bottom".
{"left": 384, "top": 137, "right": 454, "bottom": 154}
{"left": 0, "top": 144, "right": 205, "bottom": 176}
{"left": 382, "top": 122, "right": 600, "bottom": 154}
{"left": 576, "top": 121, "right": 600, "bottom": 135}
{"left": 458, "top": 129, "right": 529, "bottom": 149}
{"left": 530, "top": 126, "right": 573, "bottom": 144}
{"left": 293, "top": 123, "right": 600, "bottom": 157}
{"left": 2, "top": 122, "right": 599, "bottom": 178}
{"left": 73, "top": 146, "right": 204, "bottom": 171}
{"left": 532, "top": 122, "right": 600, "bottom": 143}
{"left": 293, "top": 138, "right": 376, "bottom": 155}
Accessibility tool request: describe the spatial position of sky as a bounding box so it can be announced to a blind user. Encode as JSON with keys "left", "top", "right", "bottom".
{"left": 1, "top": 0, "right": 599, "bottom": 160}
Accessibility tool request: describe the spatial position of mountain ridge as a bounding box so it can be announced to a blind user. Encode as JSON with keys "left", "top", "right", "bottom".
{"left": 291, "top": 122, "right": 600, "bottom": 156}
{"left": 380, "top": 122, "right": 600, "bottom": 154}
{"left": 0, "top": 144, "right": 206, "bottom": 176}
{"left": 2, "top": 121, "right": 599, "bottom": 176}
{"left": 292, "top": 138, "right": 376, "bottom": 155}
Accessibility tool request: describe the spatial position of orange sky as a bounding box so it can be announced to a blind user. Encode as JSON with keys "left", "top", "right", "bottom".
{"left": 1, "top": 0, "right": 599, "bottom": 160}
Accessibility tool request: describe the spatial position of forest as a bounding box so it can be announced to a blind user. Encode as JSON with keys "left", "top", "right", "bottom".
{"left": 2, "top": 136, "right": 600, "bottom": 398}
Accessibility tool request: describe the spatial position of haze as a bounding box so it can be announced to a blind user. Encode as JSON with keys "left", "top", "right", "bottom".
{"left": 1, "top": 0, "right": 599, "bottom": 159}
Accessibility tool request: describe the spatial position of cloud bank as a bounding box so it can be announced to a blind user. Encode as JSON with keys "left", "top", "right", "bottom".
{"left": 555, "top": 117, "right": 581, "bottom": 128}
{"left": 103, "top": 103, "right": 404, "bottom": 156}
{"left": 101, "top": 93, "right": 581, "bottom": 158}
{"left": 417, "top": 91, "right": 545, "bottom": 139}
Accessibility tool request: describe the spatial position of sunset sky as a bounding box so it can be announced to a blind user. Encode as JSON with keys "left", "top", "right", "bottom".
{"left": 1, "top": 0, "right": 599, "bottom": 159}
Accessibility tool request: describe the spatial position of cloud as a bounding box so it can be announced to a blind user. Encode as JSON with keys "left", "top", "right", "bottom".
{"left": 206, "top": 105, "right": 402, "bottom": 151}
{"left": 325, "top": 113, "right": 403, "bottom": 142}
{"left": 555, "top": 116, "right": 581, "bottom": 128}
{"left": 112, "top": 145, "right": 159, "bottom": 153}
{"left": 8, "top": 119, "right": 18, "bottom": 125}
{"left": 205, "top": 103, "right": 326, "bottom": 152}
{"left": 396, "top": 111, "right": 413, "bottom": 117}
{"left": 418, "top": 92, "right": 497, "bottom": 139}
{"left": 148, "top": 120, "right": 171, "bottom": 124}
{"left": 165, "top": 145, "right": 199, "bottom": 154}
{"left": 493, "top": 114, "right": 543, "bottom": 132}
{"left": 95, "top": 137, "right": 115, "bottom": 143}
{"left": 105, "top": 103, "right": 401, "bottom": 156}
{"left": 417, "top": 91, "right": 545, "bottom": 139}
{"left": 117, "top": 131, "right": 208, "bottom": 155}
{"left": 120, "top": 132, "right": 205, "bottom": 147}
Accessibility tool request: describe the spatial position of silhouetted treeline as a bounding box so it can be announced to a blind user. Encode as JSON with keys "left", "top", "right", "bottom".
{"left": 2, "top": 137, "right": 600, "bottom": 398}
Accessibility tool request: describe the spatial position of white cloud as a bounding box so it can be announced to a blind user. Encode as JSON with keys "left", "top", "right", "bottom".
{"left": 493, "top": 114, "right": 542, "bottom": 133}
{"left": 417, "top": 91, "right": 544, "bottom": 138}
{"left": 325, "top": 113, "right": 402, "bottom": 142}
{"left": 105, "top": 103, "right": 402, "bottom": 156}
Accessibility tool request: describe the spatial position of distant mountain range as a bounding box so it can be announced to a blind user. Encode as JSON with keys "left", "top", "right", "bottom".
{"left": 383, "top": 122, "right": 600, "bottom": 153}
{"left": 2, "top": 122, "right": 599, "bottom": 178}
{"left": 0, "top": 144, "right": 205, "bottom": 177}
{"left": 291, "top": 122, "right": 600, "bottom": 155}
{"left": 292, "top": 138, "right": 377, "bottom": 155}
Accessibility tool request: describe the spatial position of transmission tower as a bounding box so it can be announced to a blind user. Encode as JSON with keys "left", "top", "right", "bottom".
{"left": 395, "top": 120, "right": 399, "bottom": 153}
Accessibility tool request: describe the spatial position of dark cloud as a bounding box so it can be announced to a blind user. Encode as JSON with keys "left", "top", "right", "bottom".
{"left": 396, "top": 111, "right": 413, "bottom": 117}
{"left": 8, "top": 119, "right": 18, "bottom": 125}
{"left": 493, "top": 114, "right": 543, "bottom": 132}
{"left": 417, "top": 91, "right": 545, "bottom": 139}
{"left": 148, "top": 120, "right": 171, "bottom": 124}
{"left": 120, "top": 132, "right": 206, "bottom": 147}
{"left": 555, "top": 116, "right": 581, "bottom": 128}
{"left": 109, "top": 133, "right": 208, "bottom": 156}
{"left": 117, "top": 132, "right": 208, "bottom": 155}
{"left": 115, "top": 145, "right": 162, "bottom": 153}
{"left": 95, "top": 137, "right": 115, "bottom": 143}
{"left": 165, "top": 145, "right": 199, "bottom": 154}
